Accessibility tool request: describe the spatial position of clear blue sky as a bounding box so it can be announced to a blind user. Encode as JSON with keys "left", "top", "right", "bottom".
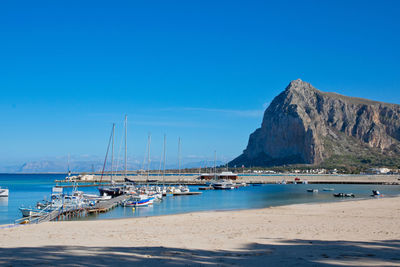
{"left": 0, "top": 0, "right": 399, "bottom": 167}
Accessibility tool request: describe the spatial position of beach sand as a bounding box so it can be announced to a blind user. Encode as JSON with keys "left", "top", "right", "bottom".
{"left": 1, "top": 197, "right": 399, "bottom": 266}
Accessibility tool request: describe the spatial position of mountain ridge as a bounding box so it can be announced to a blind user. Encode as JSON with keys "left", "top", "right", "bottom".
{"left": 230, "top": 79, "right": 400, "bottom": 171}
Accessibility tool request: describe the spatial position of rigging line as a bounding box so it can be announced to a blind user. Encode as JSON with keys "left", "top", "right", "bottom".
{"left": 115, "top": 120, "right": 125, "bottom": 174}
{"left": 147, "top": 133, "right": 151, "bottom": 181}
{"left": 141, "top": 139, "right": 147, "bottom": 175}
{"left": 158, "top": 139, "right": 163, "bottom": 177}
{"left": 162, "top": 134, "right": 166, "bottom": 189}
{"left": 99, "top": 125, "right": 114, "bottom": 184}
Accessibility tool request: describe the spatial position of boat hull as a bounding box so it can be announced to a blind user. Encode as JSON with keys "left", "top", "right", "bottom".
{"left": 124, "top": 199, "right": 150, "bottom": 207}
{"left": 99, "top": 187, "right": 123, "bottom": 198}
{"left": 0, "top": 189, "right": 9, "bottom": 197}
{"left": 19, "top": 208, "right": 44, "bottom": 217}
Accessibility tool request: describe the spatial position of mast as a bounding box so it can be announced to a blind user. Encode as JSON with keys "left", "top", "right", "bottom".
{"left": 214, "top": 150, "right": 216, "bottom": 180}
{"left": 111, "top": 123, "right": 115, "bottom": 183}
{"left": 67, "top": 153, "right": 71, "bottom": 179}
{"left": 178, "top": 137, "right": 181, "bottom": 178}
{"left": 99, "top": 124, "right": 114, "bottom": 184}
{"left": 162, "top": 134, "right": 166, "bottom": 189}
{"left": 147, "top": 133, "right": 151, "bottom": 181}
{"left": 124, "top": 115, "right": 127, "bottom": 179}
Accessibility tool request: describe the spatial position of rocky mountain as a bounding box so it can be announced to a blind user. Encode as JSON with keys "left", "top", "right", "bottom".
{"left": 230, "top": 79, "right": 400, "bottom": 171}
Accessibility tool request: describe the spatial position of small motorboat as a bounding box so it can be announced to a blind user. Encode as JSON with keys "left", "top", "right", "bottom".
{"left": 307, "top": 189, "right": 318, "bottom": 193}
{"left": 212, "top": 180, "right": 235, "bottom": 190}
{"left": 0, "top": 187, "right": 9, "bottom": 197}
{"left": 36, "top": 199, "right": 52, "bottom": 209}
{"left": 323, "top": 188, "right": 335, "bottom": 191}
{"left": 371, "top": 190, "right": 381, "bottom": 197}
{"left": 333, "top": 193, "right": 355, "bottom": 198}
{"left": 19, "top": 207, "right": 47, "bottom": 217}
{"left": 123, "top": 196, "right": 150, "bottom": 207}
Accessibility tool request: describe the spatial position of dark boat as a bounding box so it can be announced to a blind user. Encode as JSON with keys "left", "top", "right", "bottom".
{"left": 371, "top": 190, "right": 381, "bottom": 197}
{"left": 307, "top": 189, "right": 318, "bottom": 193}
{"left": 98, "top": 186, "right": 124, "bottom": 198}
{"left": 333, "top": 193, "right": 355, "bottom": 198}
{"left": 124, "top": 177, "right": 136, "bottom": 184}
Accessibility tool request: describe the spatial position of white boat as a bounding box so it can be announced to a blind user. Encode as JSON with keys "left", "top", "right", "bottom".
{"left": 123, "top": 196, "right": 150, "bottom": 207}
{"left": 323, "top": 188, "right": 334, "bottom": 191}
{"left": 212, "top": 180, "right": 235, "bottom": 190}
{"left": 0, "top": 187, "right": 9, "bottom": 197}
{"left": 19, "top": 207, "right": 45, "bottom": 217}
{"left": 83, "top": 193, "right": 111, "bottom": 201}
{"left": 307, "top": 189, "right": 318, "bottom": 193}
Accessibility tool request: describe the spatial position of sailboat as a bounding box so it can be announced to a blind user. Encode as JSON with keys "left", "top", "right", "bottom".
{"left": 123, "top": 115, "right": 135, "bottom": 185}
{"left": 98, "top": 123, "right": 124, "bottom": 197}
{"left": 171, "top": 137, "right": 189, "bottom": 193}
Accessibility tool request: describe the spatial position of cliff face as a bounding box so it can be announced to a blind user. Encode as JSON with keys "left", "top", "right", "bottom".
{"left": 230, "top": 79, "right": 400, "bottom": 168}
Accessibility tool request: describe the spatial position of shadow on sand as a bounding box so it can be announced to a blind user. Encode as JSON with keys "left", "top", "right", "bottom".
{"left": 0, "top": 239, "right": 399, "bottom": 266}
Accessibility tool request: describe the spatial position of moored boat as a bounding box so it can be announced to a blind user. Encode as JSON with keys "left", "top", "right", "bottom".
{"left": 0, "top": 187, "right": 9, "bottom": 197}
{"left": 371, "top": 190, "right": 381, "bottom": 197}
{"left": 99, "top": 185, "right": 124, "bottom": 198}
{"left": 123, "top": 196, "right": 150, "bottom": 207}
{"left": 212, "top": 180, "right": 235, "bottom": 190}
{"left": 333, "top": 193, "right": 355, "bottom": 198}
{"left": 307, "top": 189, "right": 318, "bottom": 193}
{"left": 19, "top": 207, "right": 46, "bottom": 217}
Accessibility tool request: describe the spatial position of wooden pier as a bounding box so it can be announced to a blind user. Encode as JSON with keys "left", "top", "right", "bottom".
{"left": 88, "top": 194, "right": 130, "bottom": 214}
{"left": 15, "top": 194, "right": 131, "bottom": 225}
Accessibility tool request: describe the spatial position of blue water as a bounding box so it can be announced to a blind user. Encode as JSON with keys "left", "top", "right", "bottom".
{"left": 1, "top": 174, "right": 400, "bottom": 225}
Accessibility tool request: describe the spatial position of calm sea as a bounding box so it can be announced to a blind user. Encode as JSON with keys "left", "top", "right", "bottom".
{"left": 1, "top": 173, "right": 399, "bottom": 225}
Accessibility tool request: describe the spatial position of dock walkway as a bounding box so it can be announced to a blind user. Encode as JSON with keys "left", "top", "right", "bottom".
{"left": 15, "top": 194, "right": 131, "bottom": 225}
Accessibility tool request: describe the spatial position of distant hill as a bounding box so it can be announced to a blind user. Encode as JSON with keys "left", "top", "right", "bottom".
{"left": 0, "top": 159, "right": 225, "bottom": 173}
{"left": 230, "top": 79, "right": 400, "bottom": 172}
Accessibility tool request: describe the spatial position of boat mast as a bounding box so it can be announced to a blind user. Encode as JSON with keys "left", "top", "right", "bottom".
{"left": 99, "top": 124, "right": 114, "bottom": 184}
{"left": 147, "top": 133, "right": 151, "bottom": 181}
{"left": 178, "top": 137, "right": 181, "bottom": 178}
{"left": 67, "top": 153, "right": 71, "bottom": 179}
{"left": 163, "top": 134, "right": 166, "bottom": 189}
{"left": 124, "top": 115, "right": 127, "bottom": 179}
{"left": 111, "top": 123, "right": 115, "bottom": 183}
{"left": 214, "top": 150, "right": 216, "bottom": 180}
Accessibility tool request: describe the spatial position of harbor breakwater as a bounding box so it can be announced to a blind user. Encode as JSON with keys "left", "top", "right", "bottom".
{"left": 55, "top": 174, "right": 400, "bottom": 185}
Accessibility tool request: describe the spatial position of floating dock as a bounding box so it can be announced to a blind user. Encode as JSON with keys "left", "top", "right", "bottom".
{"left": 88, "top": 194, "right": 130, "bottom": 214}
{"left": 15, "top": 194, "right": 131, "bottom": 225}
{"left": 172, "top": 192, "right": 202, "bottom": 196}
{"left": 198, "top": 186, "right": 213, "bottom": 190}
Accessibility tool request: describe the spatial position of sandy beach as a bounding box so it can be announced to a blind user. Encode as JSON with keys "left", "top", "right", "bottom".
{"left": 1, "top": 197, "right": 400, "bottom": 266}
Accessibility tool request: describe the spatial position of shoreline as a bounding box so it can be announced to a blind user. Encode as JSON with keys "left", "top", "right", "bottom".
{"left": 1, "top": 197, "right": 399, "bottom": 266}
{"left": 2, "top": 193, "right": 399, "bottom": 228}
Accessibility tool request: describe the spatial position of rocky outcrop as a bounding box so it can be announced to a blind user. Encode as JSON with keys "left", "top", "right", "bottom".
{"left": 230, "top": 79, "right": 400, "bottom": 168}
